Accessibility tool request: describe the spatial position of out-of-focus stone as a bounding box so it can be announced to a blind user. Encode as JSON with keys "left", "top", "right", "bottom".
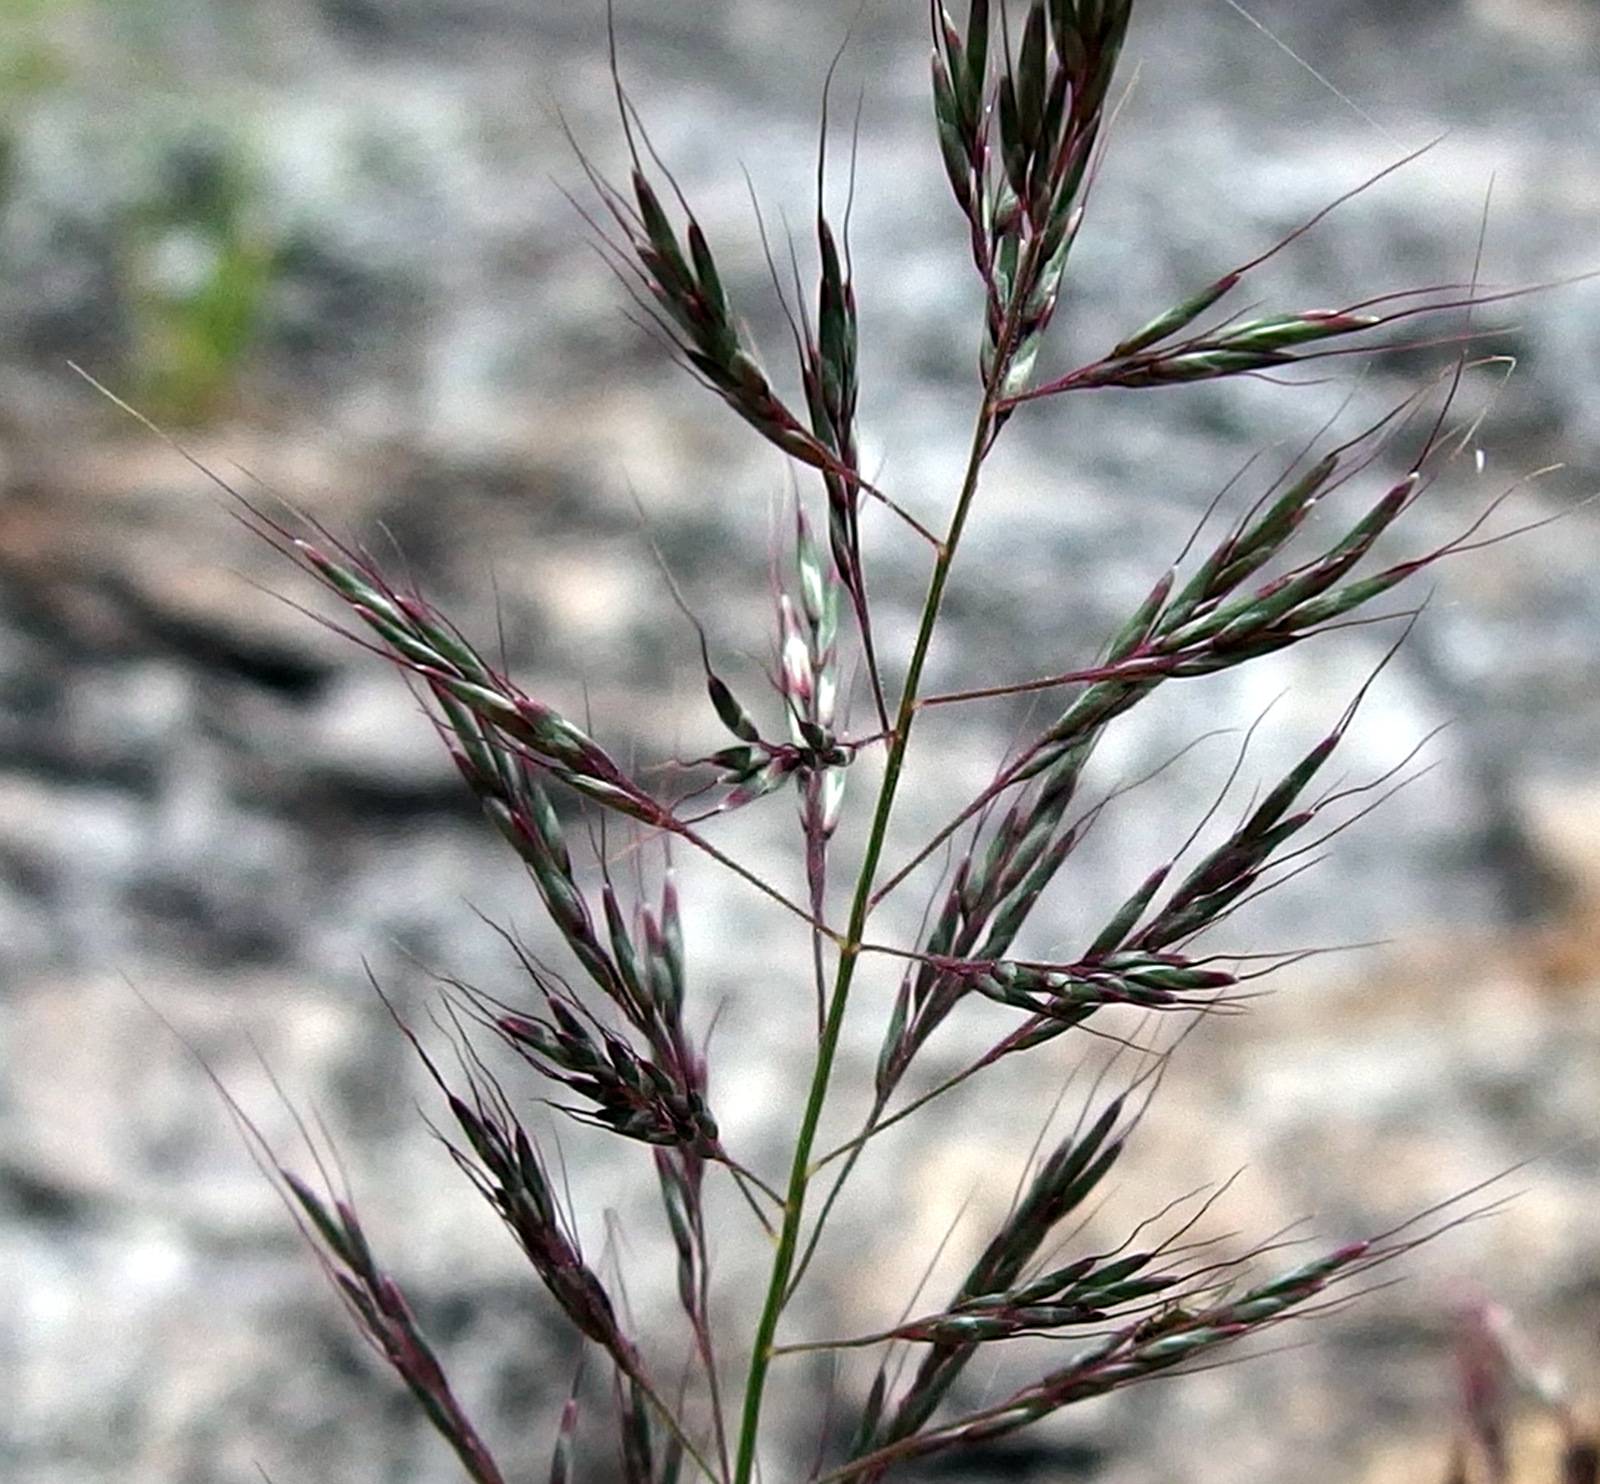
{"left": 4, "top": 2, "right": 1600, "bottom": 1482}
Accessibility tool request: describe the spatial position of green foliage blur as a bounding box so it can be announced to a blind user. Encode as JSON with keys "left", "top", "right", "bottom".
{"left": 0, "top": 0, "right": 277, "bottom": 423}
{"left": 123, "top": 140, "right": 275, "bottom": 423}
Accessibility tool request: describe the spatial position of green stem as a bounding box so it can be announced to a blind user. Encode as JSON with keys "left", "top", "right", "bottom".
{"left": 784, "top": 970, "right": 1047, "bottom": 1302}
{"left": 730, "top": 403, "right": 998, "bottom": 1484}
{"left": 780, "top": 1091, "right": 883, "bottom": 1307}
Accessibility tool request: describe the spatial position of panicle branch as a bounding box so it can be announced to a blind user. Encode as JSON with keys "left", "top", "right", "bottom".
{"left": 876, "top": 368, "right": 1493, "bottom": 935}
{"left": 291, "top": 532, "right": 662, "bottom": 820}
{"left": 569, "top": 8, "right": 874, "bottom": 498}
{"left": 279, "top": 1169, "right": 510, "bottom": 1484}
{"left": 276, "top": 519, "right": 821, "bottom": 927}
{"left": 393, "top": 1009, "right": 726, "bottom": 1478}
{"left": 931, "top": 947, "right": 1239, "bottom": 1019}
{"left": 849, "top": 1092, "right": 1132, "bottom": 1471}
{"left": 494, "top": 982, "right": 719, "bottom": 1153}
{"left": 931, "top": 0, "right": 1134, "bottom": 401}
{"left": 875, "top": 626, "right": 1397, "bottom": 1103}
{"left": 800, "top": 79, "right": 892, "bottom": 731}
{"left": 990, "top": 134, "right": 1584, "bottom": 410}
{"left": 436, "top": 1060, "right": 637, "bottom": 1362}
{"left": 681, "top": 518, "right": 854, "bottom": 830}
{"left": 827, "top": 1235, "right": 1390, "bottom": 1480}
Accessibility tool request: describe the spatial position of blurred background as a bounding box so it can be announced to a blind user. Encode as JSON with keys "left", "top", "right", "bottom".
{"left": 4, "top": 0, "right": 1600, "bottom": 1480}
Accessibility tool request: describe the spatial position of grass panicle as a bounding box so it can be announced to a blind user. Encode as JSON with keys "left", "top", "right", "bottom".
{"left": 115, "top": 2, "right": 1590, "bottom": 1480}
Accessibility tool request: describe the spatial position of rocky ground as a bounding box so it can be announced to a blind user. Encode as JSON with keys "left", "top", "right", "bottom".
{"left": 3, "top": 1, "right": 1600, "bottom": 1482}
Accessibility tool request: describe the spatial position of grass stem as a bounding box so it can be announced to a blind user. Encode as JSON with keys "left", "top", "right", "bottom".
{"left": 731, "top": 399, "right": 1000, "bottom": 1484}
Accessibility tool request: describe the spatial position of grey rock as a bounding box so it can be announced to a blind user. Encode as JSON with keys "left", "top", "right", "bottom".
{"left": 4, "top": 2, "right": 1600, "bottom": 1482}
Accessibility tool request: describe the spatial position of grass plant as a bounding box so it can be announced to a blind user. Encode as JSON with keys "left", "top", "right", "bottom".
{"left": 100, "top": 2, "right": 1588, "bottom": 1479}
